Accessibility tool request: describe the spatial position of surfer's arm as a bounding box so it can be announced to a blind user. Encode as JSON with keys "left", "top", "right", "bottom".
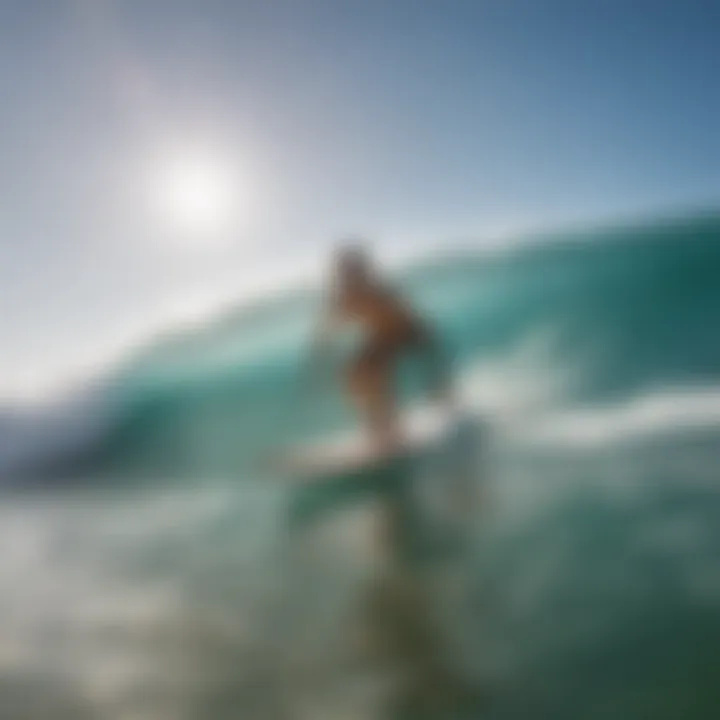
{"left": 312, "top": 311, "right": 340, "bottom": 352}
{"left": 308, "top": 296, "right": 346, "bottom": 365}
{"left": 303, "top": 308, "right": 345, "bottom": 390}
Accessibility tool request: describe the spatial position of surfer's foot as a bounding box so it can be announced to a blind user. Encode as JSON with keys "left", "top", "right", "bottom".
{"left": 363, "top": 432, "right": 398, "bottom": 456}
{"left": 377, "top": 435, "right": 403, "bottom": 455}
{"left": 370, "top": 423, "right": 405, "bottom": 453}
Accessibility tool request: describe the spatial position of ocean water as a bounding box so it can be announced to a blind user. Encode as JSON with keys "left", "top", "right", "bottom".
{"left": 1, "top": 212, "right": 719, "bottom": 719}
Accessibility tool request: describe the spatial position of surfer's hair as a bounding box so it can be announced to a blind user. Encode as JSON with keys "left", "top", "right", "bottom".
{"left": 335, "top": 242, "right": 372, "bottom": 278}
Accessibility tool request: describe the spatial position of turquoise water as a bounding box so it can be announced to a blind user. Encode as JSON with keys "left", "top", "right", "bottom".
{"left": 2, "top": 212, "right": 720, "bottom": 719}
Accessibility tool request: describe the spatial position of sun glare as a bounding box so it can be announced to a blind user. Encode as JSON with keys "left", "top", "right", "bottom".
{"left": 151, "top": 151, "right": 241, "bottom": 242}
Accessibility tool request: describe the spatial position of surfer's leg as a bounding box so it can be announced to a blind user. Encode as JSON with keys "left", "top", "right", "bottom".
{"left": 346, "top": 344, "right": 400, "bottom": 450}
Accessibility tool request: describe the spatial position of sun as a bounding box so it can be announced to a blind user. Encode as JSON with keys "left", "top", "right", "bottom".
{"left": 150, "top": 150, "right": 242, "bottom": 242}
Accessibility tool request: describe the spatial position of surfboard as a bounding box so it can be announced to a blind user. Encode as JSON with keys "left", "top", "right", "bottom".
{"left": 271, "top": 404, "right": 463, "bottom": 479}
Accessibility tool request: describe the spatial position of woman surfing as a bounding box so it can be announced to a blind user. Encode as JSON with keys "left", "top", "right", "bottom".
{"left": 310, "top": 243, "right": 453, "bottom": 452}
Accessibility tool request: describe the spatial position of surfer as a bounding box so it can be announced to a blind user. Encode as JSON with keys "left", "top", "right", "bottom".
{"left": 311, "top": 243, "right": 452, "bottom": 450}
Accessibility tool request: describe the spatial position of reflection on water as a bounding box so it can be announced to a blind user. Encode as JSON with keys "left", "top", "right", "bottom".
{"left": 2, "top": 418, "right": 720, "bottom": 719}
{"left": 0, "top": 435, "right": 485, "bottom": 720}
{"left": 279, "top": 418, "right": 486, "bottom": 719}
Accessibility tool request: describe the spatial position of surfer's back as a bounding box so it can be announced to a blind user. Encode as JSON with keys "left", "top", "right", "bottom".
{"left": 334, "top": 280, "right": 422, "bottom": 338}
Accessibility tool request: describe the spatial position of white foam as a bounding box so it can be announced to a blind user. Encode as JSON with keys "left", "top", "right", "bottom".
{"left": 457, "top": 327, "right": 575, "bottom": 420}
{"left": 453, "top": 335, "right": 720, "bottom": 449}
{"left": 518, "top": 386, "right": 720, "bottom": 449}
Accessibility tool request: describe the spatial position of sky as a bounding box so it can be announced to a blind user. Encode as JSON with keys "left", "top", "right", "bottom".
{"left": 0, "top": 0, "right": 718, "bottom": 398}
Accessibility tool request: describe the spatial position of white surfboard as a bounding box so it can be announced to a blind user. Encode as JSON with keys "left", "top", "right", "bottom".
{"left": 271, "top": 405, "right": 463, "bottom": 478}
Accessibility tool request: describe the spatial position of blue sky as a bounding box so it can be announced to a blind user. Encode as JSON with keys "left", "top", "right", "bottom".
{"left": 0, "top": 0, "right": 718, "bottom": 397}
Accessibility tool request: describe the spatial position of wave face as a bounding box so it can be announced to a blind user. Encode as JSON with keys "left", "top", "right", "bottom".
{"left": 1, "top": 211, "right": 719, "bottom": 720}
{"left": 20, "top": 211, "right": 720, "bottom": 482}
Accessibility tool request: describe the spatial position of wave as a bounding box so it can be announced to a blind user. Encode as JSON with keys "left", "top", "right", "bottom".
{"left": 3, "top": 209, "right": 720, "bottom": 481}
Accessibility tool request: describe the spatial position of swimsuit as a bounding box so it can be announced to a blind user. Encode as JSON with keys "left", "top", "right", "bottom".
{"left": 352, "top": 321, "right": 429, "bottom": 375}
